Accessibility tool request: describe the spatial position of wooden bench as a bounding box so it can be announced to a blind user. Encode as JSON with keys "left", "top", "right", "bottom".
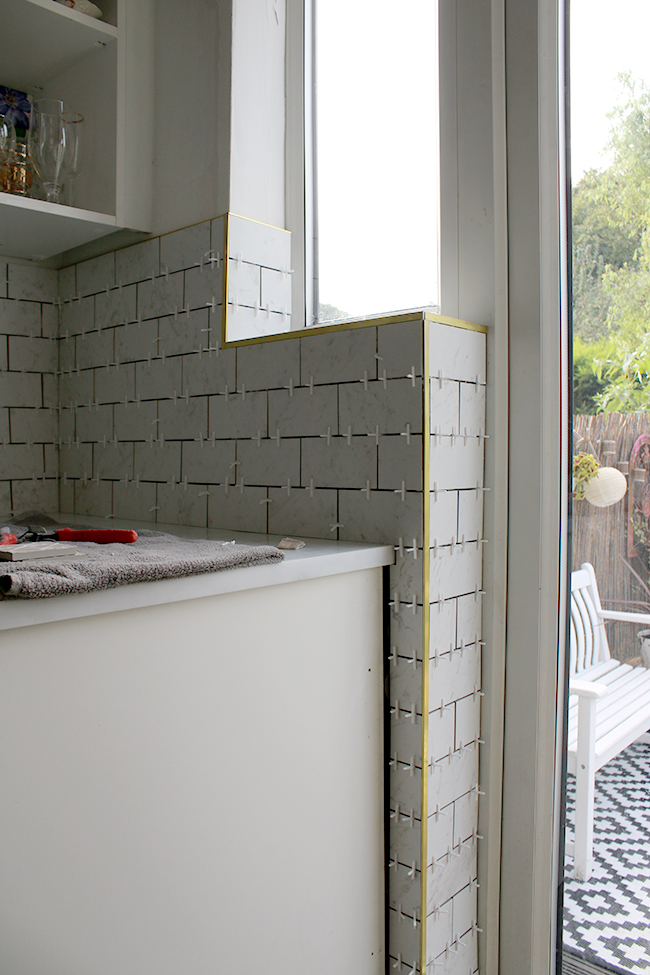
{"left": 568, "top": 562, "right": 650, "bottom": 880}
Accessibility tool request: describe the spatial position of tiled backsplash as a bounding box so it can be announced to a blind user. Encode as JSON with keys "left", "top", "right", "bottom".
{"left": 0, "top": 218, "right": 486, "bottom": 975}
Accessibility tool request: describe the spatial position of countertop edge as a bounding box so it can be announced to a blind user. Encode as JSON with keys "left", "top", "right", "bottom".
{"left": 0, "top": 542, "right": 394, "bottom": 631}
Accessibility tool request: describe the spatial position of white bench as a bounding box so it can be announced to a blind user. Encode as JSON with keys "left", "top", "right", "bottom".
{"left": 568, "top": 562, "right": 650, "bottom": 880}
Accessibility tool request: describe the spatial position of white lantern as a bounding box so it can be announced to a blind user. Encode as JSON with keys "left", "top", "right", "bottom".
{"left": 583, "top": 466, "right": 628, "bottom": 508}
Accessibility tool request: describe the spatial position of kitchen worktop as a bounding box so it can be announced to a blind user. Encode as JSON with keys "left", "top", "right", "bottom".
{"left": 0, "top": 514, "right": 394, "bottom": 631}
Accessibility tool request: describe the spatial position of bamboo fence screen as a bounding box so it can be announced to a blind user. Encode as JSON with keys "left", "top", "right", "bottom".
{"left": 574, "top": 412, "right": 650, "bottom": 661}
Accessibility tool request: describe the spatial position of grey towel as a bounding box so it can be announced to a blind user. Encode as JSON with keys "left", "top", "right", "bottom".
{"left": 0, "top": 521, "right": 284, "bottom": 599}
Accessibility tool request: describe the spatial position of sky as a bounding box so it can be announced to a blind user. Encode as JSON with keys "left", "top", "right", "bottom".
{"left": 315, "top": 0, "right": 439, "bottom": 319}
{"left": 571, "top": 0, "right": 650, "bottom": 180}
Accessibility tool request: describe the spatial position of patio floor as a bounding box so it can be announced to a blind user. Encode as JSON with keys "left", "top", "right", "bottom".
{"left": 563, "top": 741, "right": 650, "bottom": 974}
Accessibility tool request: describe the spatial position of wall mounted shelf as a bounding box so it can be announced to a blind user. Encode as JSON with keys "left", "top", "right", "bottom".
{"left": 0, "top": 0, "right": 152, "bottom": 262}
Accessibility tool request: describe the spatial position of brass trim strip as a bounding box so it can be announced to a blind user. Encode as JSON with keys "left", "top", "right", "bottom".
{"left": 222, "top": 307, "right": 486, "bottom": 349}
{"left": 421, "top": 319, "right": 431, "bottom": 973}
{"left": 221, "top": 213, "right": 230, "bottom": 349}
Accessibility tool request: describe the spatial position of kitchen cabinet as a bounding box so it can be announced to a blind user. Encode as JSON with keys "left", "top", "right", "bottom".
{"left": 0, "top": 0, "right": 152, "bottom": 260}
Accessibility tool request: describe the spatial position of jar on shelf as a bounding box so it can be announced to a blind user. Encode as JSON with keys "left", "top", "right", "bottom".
{"left": 0, "top": 142, "right": 34, "bottom": 196}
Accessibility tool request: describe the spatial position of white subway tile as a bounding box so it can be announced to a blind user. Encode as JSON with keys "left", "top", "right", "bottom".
{"left": 300, "top": 326, "right": 377, "bottom": 385}
{"left": 228, "top": 214, "right": 291, "bottom": 271}
{"left": 135, "top": 357, "right": 182, "bottom": 401}
{"left": 95, "top": 362, "right": 136, "bottom": 405}
{"left": 227, "top": 260, "right": 261, "bottom": 307}
{"left": 261, "top": 266, "right": 292, "bottom": 314}
{"left": 429, "top": 646, "right": 481, "bottom": 707}
{"left": 452, "top": 790, "right": 478, "bottom": 848}
{"left": 457, "top": 489, "right": 484, "bottom": 541}
{"left": 59, "top": 475, "right": 74, "bottom": 513}
{"left": 452, "top": 884, "right": 477, "bottom": 945}
{"left": 112, "top": 480, "right": 157, "bottom": 522}
{"left": 115, "top": 318, "right": 158, "bottom": 364}
{"left": 226, "top": 305, "right": 289, "bottom": 342}
{"left": 76, "top": 329, "right": 114, "bottom": 371}
{"left": 237, "top": 337, "right": 300, "bottom": 392}
{"left": 459, "top": 380, "right": 486, "bottom": 434}
{"left": 95, "top": 284, "right": 137, "bottom": 330}
{"left": 160, "top": 308, "right": 209, "bottom": 357}
{"left": 8, "top": 264, "right": 57, "bottom": 302}
{"left": 57, "top": 265, "right": 76, "bottom": 302}
{"left": 301, "top": 436, "right": 377, "bottom": 489}
{"left": 429, "top": 703, "right": 456, "bottom": 765}
{"left": 390, "top": 762, "right": 422, "bottom": 816}
{"left": 11, "top": 477, "right": 58, "bottom": 516}
{"left": 388, "top": 862, "right": 421, "bottom": 914}
{"left": 184, "top": 263, "right": 223, "bottom": 311}
{"left": 59, "top": 442, "right": 93, "bottom": 479}
{"left": 59, "top": 369, "right": 94, "bottom": 408}
{"left": 58, "top": 408, "right": 75, "bottom": 442}
{"left": 41, "top": 304, "right": 58, "bottom": 338}
{"left": 429, "top": 322, "right": 486, "bottom": 383}
{"left": 76, "top": 405, "right": 113, "bottom": 444}
{"left": 454, "top": 694, "right": 481, "bottom": 751}
{"left": 74, "top": 479, "right": 113, "bottom": 517}
{"left": 158, "top": 396, "right": 208, "bottom": 442}
{"left": 379, "top": 434, "right": 423, "bottom": 491}
{"left": 181, "top": 348, "right": 237, "bottom": 397}
{"left": 59, "top": 334, "right": 76, "bottom": 372}
{"left": 2, "top": 372, "right": 43, "bottom": 408}
{"left": 426, "top": 907, "right": 455, "bottom": 964}
{"left": 113, "top": 399, "right": 158, "bottom": 442}
{"left": 267, "top": 486, "right": 337, "bottom": 538}
{"left": 389, "top": 551, "right": 424, "bottom": 603}
{"left": 0, "top": 335, "right": 6, "bottom": 370}
{"left": 59, "top": 295, "right": 94, "bottom": 336}
{"left": 134, "top": 441, "right": 182, "bottom": 482}
{"left": 430, "top": 378, "right": 460, "bottom": 433}
{"left": 160, "top": 221, "right": 210, "bottom": 274}
{"left": 456, "top": 592, "right": 483, "bottom": 650}
{"left": 389, "top": 604, "right": 424, "bottom": 663}
{"left": 8, "top": 336, "right": 56, "bottom": 374}
{"left": 339, "top": 489, "right": 422, "bottom": 545}
{"left": 339, "top": 378, "right": 422, "bottom": 434}
{"left": 207, "top": 483, "right": 269, "bottom": 533}
{"left": 429, "top": 488, "right": 459, "bottom": 542}
{"left": 0, "top": 298, "right": 41, "bottom": 336}
{"left": 3, "top": 444, "right": 44, "bottom": 478}
{"left": 430, "top": 437, "right": 485, "bottom": 491}
{"left": 137, "top": 274, "right": 184, "bottom": 321}
{"left": 428, "top": 598, "right": 458, "bottom": 657}
{"left": 268, "top": 384, "right": 337, "bottom": 438}
{"left": 156, "top": 482, "right": 208, "bottom": 527}
{"left": 237, "top": 437, "right": 300, "bottom": 487}
{"left": 181, "top": 438, "right": 235, "bottom": 484}
{"left": 428, "top": 746, "right": 478, "bottom": 816}
{"left": 115, "top": 238, "right": 160, "bottom": 287}
{"left": 0, "top": 408, "right": 9, "bottom": 443}
{"left": 10, "top": 408, "right": 56, "bottom": 444}
{"left": 208, "top": 390, "right": 267, "bottom": 439}
{"left": 429, "top": 545, "right": 482, "bottom": 601}
{"left": 94, "top": 442, "right": 134, "bottom": 480}
{"left": 43, "top": 374, "right": 57, "bottom": 411}
{"left": 377, "top": 319, "right": 424, "bottom": 379}
{"left": 76, "top": 252, "right": 115, "bottom": 296}
{"left": 387, "top": 914, "right": 420, "bottom": 969}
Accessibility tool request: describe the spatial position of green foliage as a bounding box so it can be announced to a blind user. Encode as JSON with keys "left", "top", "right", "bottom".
{"left": 573, "top": 75, "right": 650, "bottom": 412}
{"left": 573, "top": 451, "right": 600, "bottom": 500}
{"left": 573, "top": 335, "right": 614, "bottom": 413}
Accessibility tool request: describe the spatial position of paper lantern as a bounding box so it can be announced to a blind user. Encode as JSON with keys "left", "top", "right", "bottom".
{"left": 583, "top": 466, "right": 627, "bottom": 508}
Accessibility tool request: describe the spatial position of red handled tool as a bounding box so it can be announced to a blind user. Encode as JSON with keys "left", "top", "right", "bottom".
{"left": 8, "top": 526, "right": 138, "bottom": 545}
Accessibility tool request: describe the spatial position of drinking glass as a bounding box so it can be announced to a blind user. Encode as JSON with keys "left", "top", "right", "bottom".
{"left": 61, "top": 111, "right": 83, "bottom": 207}
{"left": 28, "top": 101, "right": 74, "bottom": 204}
{"left": 0, "top": 115, "right": 16, "bottom": 194}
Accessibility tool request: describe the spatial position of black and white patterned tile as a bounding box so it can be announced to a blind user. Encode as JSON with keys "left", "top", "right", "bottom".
{"left": 564, "top": 742, "right": 650, "bottom": 973}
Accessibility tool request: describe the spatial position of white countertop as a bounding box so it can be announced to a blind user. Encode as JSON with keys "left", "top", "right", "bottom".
{"left": 0, "top": 515, "right": 394, "bottom": 631}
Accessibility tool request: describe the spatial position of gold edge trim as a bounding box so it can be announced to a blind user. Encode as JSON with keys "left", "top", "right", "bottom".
{"left": 228, "top": 211, "right": 291, "bottom": 234}
{"left": 221, "top": 214, "right": 230, "bottom": 348}
{"left": 222, "top": 312, "right": 428, "bottom": 348}
{"left": 421, "top": 320, "right": 431, "bottom": 974}
{"left": 423, "top": 311, "right": 488, "bottom": 334}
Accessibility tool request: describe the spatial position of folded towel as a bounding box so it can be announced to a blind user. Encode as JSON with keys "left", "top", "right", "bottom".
{"left": 0, "top": 518, "right": 283, "bottom": 599}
